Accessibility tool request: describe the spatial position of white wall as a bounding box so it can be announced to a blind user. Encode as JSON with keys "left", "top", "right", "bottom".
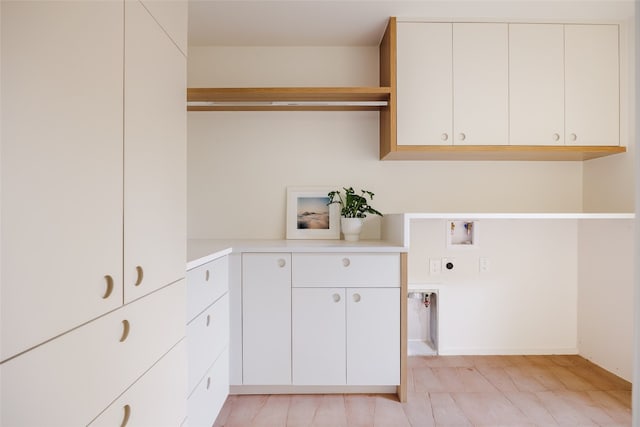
{"left": 407, "top": 219, "right": 579, "bottom": 355}
{"left": 188, "top": 46, "right": 585, "bottom": 239}
{"left": 577, "top": 219, "right": 634, "bottom": 381}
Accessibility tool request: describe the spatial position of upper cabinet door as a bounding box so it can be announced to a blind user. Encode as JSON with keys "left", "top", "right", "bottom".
{"left": 124, "top": 0, "right": 187, "bottom": 302}
{"left": 565, "top": 25, "right": 619, "bottom": 146}
{"left": 1, "top": 1, "right": 124, "bottom": 360}
{"left": 140, "top": 0, "right": 188, "bottom": 55}
{"left": 397, "top": 23, "right": 453, "bottom": 146}
{"left": 509, "top": 24, "right": 565, "bottom": 145}
{"left": 453, "top": 23, "right": 509, "bottom": 145}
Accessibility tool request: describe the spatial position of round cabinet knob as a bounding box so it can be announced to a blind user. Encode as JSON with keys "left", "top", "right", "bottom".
{"left": 277, "top": 259, "right": 286, "bottom": 268}
{"left": 342, "top": 258, "right": 350, "bottom": 267}
{"left": 569, "top": 133, "right": 577, "bottom": 142}
{"left": 352, "top": 293, "right": 361, "bottom": 303}
{"left": 441, "top": 133, "right": 449, "bottom": 141}
{"left": 332, "top": 293, "right": 341, "bottom": 303}
{"left": 552, "top": 133, "right": 560, "bottom": 142}
{"left": 458, "top": 133, "right": 466, "bottom": 141}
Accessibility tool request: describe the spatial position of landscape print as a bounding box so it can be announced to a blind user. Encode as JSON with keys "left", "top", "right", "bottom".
{"left": 297, "top": 196, "right": 331, "bottom": 229}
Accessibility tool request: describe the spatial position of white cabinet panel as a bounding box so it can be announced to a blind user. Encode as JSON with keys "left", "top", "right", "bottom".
{"left": 292, "top": 253, "right": 400, "bottom": 287}
{"left": 565, "top": 24, "right": 619, "bottom": 146}
{"left": 346, "top": 288, "right": 400, "bottom": 385}
{"left": 453, "top": 23, "right": 509, "bottom": 145}
{"left": 124, "top": 0, "right": 186, "bottom": 303}
{"left": 140, "top": 0, "right": 188, "bottom": 54}
{"left": 0, "top": 0, "right": 124, "bottom": 361}
{"left": 292, "top": 288, "right": 346, "bottom": 385}
{"left": 1, "top": 281, "right": 186, "bottom": 426}
{"left": 242, "top": 253, "right": 291, "bottom": 385}
{"left": 187, "top": 293, "right": 229, "bottom": 393}
{"left": 187, "top": 350, "right": 229, "bottom": 427}
{"left": 89, "top": 340, "right": 187, "bottom": 427}
{"left": 509, "top": 24, "right": 565, "bottom": 145}
{"left": 397, "top": 22, "right": 453, "bottom": 146}
{"left": 187, "top": 256, "right": 229, "bottom": 322}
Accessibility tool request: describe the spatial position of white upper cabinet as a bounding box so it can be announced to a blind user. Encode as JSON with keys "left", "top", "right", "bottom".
{"left": 565, "top": 25, "right": 619, "bottom": 146}
{"left": 453, "top": 23, "right": 509, "bottom": 146}
{"left": 140, "top": 0, "right": 188, "bottom": 55}
{"left": 509, "top": 24, "right": 565, "bottom": 145}
{"left": 397, "top": 23, "right": 453, "bottom": 146}
{"left": 124, "top": 0, "right": 187, "bottom": 302}
{"left": 396, "top": 22, "right": 509, "bottom": 146}
{"left": 0, "top": 1, "right": 124, "bottom": 360}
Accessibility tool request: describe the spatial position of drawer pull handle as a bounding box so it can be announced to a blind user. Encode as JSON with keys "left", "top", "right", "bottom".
{"left": 206, "top": 376, "right": 212, "bottom": 390}
{"left": 134, "top": 266, "right": 144, "bottom": 287}
{"left": 569, "top": 133, "right": 577, "bottom": 142}
{"left": 552, "top": 133, "right": 560, "bottom": 142}
{"left": 342, "top": 258, "right": 350, "bottom": 267}
{"left": 120, "top": 320, "right": 130, "bottom": 342}
{"left": 103, "top": 275, "right": 114, "bottom": 299}
{"left": 458, "top": 133, "right": 466, "bottom": 141}
{"left": 206, "top": 314, "right": 211, "bottom": 327}
{"left": 332, "top": 293, "right": 341, "bottom": 303}
{"left": 353, "top": 293, "right": 361, "bottom": 303}
{"left": 441, "top": 133, "right": 448, "bottom": 141}
{"left": 120, "top": 404, "right": 131, "bottom": 427}
{"left": 278, "top": 259, "right": 286, "bottom": 268}
{"left": 205, "top": 269, "right": 210, "bottom": 281}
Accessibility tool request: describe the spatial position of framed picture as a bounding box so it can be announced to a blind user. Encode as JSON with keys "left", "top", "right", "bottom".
{"left": 286, "top": 187, "right": 340, "bottom": 239}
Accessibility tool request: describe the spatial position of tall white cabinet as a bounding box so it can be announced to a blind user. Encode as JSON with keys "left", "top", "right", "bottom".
{"left": 0, "top": 1, "right": 187, "bottom": 425}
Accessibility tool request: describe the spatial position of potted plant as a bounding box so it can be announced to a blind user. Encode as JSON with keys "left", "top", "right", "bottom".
{"left": 327, "top": 187, "right": 383, "bottom": 241}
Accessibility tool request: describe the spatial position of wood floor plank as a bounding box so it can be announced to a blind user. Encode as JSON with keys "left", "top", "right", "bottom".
{"left": 372, "top": 395, "right": 411, "bottom": 427}
{"left": 535, "top": 390, "right": 598, "bottom": 426}
{"left": 413, "top": 367, "right": 447, "bottom": 393}
{"left": 428, "top": 392, "right": 472, "bottom": 426}
{"left": 451, "top": 392, "right": 528, "bottom": 425}
{"left": 344, "top": 394, "right": 376, "bottom": 427}
{"left": 586, "top": 391, "right": 632, "bottom": 424}
{"left": 552, "top": 390, "right": 618, "bottom": 425}
{"left": 401, "top": 391, "right": 436, "bottom": 427}
{"left": 476, "top": 366, "right": 520, "bottom": 392}
{"left": 286, "top": 395, "right": 323, "bottom": 427}
{"left": 503, "top": 391, "right": 559, "bottom": 426}
{"left": 221, "top": 394, "right": 269, "bottom": 427}
{"left": 311, "top": 395, "right": 348, "bottom": 427}
{"left": 251, "top": 394, "right": 291, "bottom": 427}
{"left": 504, "top": 366, "right": 549, "bottom": 392}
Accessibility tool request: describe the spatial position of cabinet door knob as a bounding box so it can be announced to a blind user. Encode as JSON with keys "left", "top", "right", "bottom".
{"left": 342, "top": 258, "right": 350, "bottom": 267}
{"left": 353, "top": 293, "right": 361, "bottom": 303}
{"left": 277, "top": 258, "right": 286, "bottom": 268}
{"left": 121, "top": 404, "right": 131, "bottom": 427}
{"left": 205, "top": 269, "right": 210, "bottom": 281}
{"left": 569, "top": 133, "right": 577, "bottom": 142}
{"left": 552, "top": 133, "right": 560, "bottom": 142}
{"left": 120, "top": 319, "right": 130, "bottom": 343}
{"left": 458, "top": 133, "right": 466, "bottom": 141}
{"left": 102, "top": 275, "right": 114, "bottom": 299}
{"left": 332, "top": 293, "right": 341, "bottom": 303}
{"left": 134, "top": 265, "right": 144, "bottom": 287}
{"left": 441, "top": 133, "right": 449, "bottom": 141}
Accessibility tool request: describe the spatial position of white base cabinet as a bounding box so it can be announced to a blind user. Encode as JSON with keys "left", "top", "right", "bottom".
{"left": 186, "top": 256, "right": 230, "bottom": 426}
{"left": 240, "top": 251, "right": 400, "bottom": 390}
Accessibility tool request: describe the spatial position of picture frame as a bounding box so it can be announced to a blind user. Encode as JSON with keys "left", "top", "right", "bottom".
{"left": 286, "top": 187, "right": 340, "bottom": 240}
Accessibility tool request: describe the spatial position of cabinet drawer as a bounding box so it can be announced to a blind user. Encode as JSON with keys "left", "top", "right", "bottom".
{"left": 188, "top": 349, "right": 229, "bottom": 427}
{"left": 187, "top": 256, "right": 228, "bottom": 322}
{"left": 187, "top": 293, "right": 229, "bottom": 394}
{"left": 88, "top": 340, "right": 187, "bottom": 426}
{"left": 292, "top": 253, "right": 400, "bottom": 287}
{"left": 1, "top": 280, "right": 186, "bottom": 426}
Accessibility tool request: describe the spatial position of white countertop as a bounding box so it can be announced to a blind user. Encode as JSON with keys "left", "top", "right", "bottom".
{"left": 187, "top": 238, "right": 408, "bottom": 270}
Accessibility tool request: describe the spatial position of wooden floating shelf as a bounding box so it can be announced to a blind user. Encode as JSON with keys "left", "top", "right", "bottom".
{"left": 381, "top": 145, "right": 627, "bottom": 161}
{"left": 187, "top": 87, "right": 392, "bottom": 111}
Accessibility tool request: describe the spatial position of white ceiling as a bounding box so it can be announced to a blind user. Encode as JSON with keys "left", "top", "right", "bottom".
{"left": 187, "top": 0, "right": 634, "bottom": 47}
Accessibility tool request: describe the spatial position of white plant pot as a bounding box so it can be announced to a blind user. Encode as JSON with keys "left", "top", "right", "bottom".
{"left": 341, "top": 217, "right": 364, "bottom": 242}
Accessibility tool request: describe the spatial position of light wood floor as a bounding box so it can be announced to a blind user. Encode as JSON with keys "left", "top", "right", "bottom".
{"left": 213, "top": 355, "right": 632, "bottom": 426}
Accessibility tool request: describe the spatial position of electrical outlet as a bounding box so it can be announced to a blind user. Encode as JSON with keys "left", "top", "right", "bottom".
{"left": 429, "top": 258, "right": 441, "bottom": 275}
{"left": 479, "top": 257, "right": 490, "bottom": 273}
{"left": 442, "top": 257, "right": 455, "bottom": 272}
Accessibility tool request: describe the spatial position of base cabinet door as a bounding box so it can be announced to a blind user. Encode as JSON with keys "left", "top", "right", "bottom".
{"left": 242, "top": 253, "right": 291, "bottom": 385}
{"left": 346, "top": 288, "right": 400, "bottom": 385}
{"left": 292, "top": 288, "right": 346, "bottom": 385}
{"left": 187, "top": 350, "right": 229, "bottom": 427}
